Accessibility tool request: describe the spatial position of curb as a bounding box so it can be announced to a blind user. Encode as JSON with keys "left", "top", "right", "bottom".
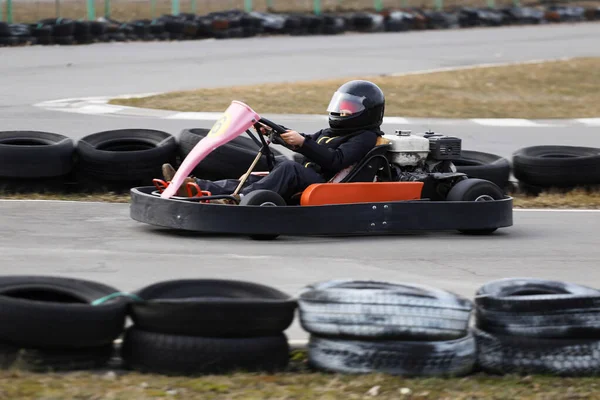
{"left": 34, "top": 95, "right": 600, "bottom": 128}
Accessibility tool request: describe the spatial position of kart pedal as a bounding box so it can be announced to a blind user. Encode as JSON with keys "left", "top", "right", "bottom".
{"left": 153, "top": 179, "right": 168, "bottom": 193}
{"left": 186, "top": 182, "right": 212, "bottom": 202}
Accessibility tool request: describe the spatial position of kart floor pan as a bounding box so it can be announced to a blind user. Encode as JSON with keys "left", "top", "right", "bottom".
{"left": 129, "top": 186, "right": 513, "bottom": 237}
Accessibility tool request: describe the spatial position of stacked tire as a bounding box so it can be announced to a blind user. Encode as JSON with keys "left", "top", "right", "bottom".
{"left": 0, "top": 276, "right": 128, "bottom": 372}
{"left": 513, "top": 145, "right": 600, "bottom": 194}
{"left": 453, "top": 150, "right": 511, "bottom": 191}
{"left": 298, "top": 279, "right": 476, "bottom": 376}
{"left": 0, "top": 130, "right": 75, "bottom": 193}
{"left": 473, "top": 278, "right": 600, "bottom": 376}
{"left": 75, "top": 129, "right": 178, "bottom": 192}
{"left": 121, "top": 279, "right": 297, "bottom": 375}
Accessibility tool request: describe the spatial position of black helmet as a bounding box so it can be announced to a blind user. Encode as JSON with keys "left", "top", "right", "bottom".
{"left": 327, "top": 80, "right": 385, "bottom": 130}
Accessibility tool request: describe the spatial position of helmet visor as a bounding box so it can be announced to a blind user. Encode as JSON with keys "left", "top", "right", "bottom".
{"left": 327, "top": 91, "right": 366, "bottom": 116}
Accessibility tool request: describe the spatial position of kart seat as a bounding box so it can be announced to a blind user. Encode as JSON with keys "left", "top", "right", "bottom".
{"left": 330, "top": 136, "right": 392, "bottom": 183}
{"left": 287, "top": 136, "right": 392, "bottom": 204}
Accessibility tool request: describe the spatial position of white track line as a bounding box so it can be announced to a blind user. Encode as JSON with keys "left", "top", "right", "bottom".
{"left": 470, "top": 118, "right": 552, "bottom": 127}
{"left": 575, "top": 118, "right": 600, "bottom": 126}
{"left": 388, "top": 57, "right": 575, "bottom": 77}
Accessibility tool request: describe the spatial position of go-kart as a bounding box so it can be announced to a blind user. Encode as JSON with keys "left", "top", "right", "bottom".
{"left": 129, "top": 101, "right": 512, "bottom": 239}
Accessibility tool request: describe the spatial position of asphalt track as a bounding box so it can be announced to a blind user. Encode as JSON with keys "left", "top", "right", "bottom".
{"left": 1, "top": 22, "right": 600, "bottom": 341}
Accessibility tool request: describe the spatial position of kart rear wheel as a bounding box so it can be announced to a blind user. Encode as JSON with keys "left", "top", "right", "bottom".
{"left": 446, "top": 178, "right": 504, "bottom": 235}
{"left": 239, "top": 190, "right": 286, "bottom": 240}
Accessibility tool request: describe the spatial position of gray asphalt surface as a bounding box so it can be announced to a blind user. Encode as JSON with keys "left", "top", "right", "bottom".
{"left": 0, "top": 200, "right": 598, "bottom": 340}
{"left": 0, "top": 22, "right": 599, "bottom": 341}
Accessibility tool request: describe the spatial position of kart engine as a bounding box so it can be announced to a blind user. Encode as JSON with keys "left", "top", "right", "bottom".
{"left": 382, "top": 130, "right": 462, "bottom": 182}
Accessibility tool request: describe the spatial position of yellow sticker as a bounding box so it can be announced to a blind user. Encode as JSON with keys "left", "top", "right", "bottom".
{"left": 207, "top": 113, "right": 231, "bottom": 137}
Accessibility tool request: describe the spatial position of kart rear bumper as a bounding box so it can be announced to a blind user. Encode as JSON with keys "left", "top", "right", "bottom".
{"left": 129, "top": 186, "right": 513, "bottom": 236}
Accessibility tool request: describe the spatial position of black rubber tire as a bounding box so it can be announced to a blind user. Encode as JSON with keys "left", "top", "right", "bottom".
{"left": 445, "top": 178, "right": 505, "bottom": 235}
{"left": 30, "top": 24, "right": 53, "bottom": 37}
{"left": 308, "top": 333, "right": 476, "bottom": 377}
{"left": 474, "top": 278, "right": 600, "bottom": 339}
{"left": 121, "top": 327, "right": 290, "bottom": 375}
{"left": 513, "top": 145, "right": 600, "bottom": 188}
{"left": 239, "top": 190, "right": 287, "bottom": 240}
{"left": 178, "top": 128, "right": 283, "bottom": 180}
{"left": 473, "top": 327, "right": 600, "bottom": 376}
{"left": 453, "top": 150, "right": 511, "bottom": 189}
{"left": 38, "top": 18, "right": 75, "bottom": 36}
{"left": 0, "top": 36, "right": 20, "bottom": 46}
{"left": 129, "top": 279, "right": 296, "bottom": 337}
{"left": 0, "top": 341, "right": 115, "bottom": 372}
{"left": 298, "top": 279, "right": 472, "bottom": 340}
{"left": 53, "top": 35, "right": 75, "bottom": 45}
{"left": 0, "top": 131, "right": 74, "bottom": 178}
{"left": 76, "top": 129, "right": 178, "bottom": 182}
{"left": 0, "top": 276, "right": 128, "bottom": 349}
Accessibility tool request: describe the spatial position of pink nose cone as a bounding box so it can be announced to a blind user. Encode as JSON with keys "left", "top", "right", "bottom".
{"left": 160, "top": 101, "right": 261, "bottom": 199}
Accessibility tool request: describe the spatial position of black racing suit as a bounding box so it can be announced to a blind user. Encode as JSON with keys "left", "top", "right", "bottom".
{"left": 194, "top": 127, "right": 381, "bottom": 200}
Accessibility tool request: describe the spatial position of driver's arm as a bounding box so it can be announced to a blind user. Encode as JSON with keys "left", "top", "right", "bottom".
{"left": 296, "top": 131, "right": 378, "bottom": 171}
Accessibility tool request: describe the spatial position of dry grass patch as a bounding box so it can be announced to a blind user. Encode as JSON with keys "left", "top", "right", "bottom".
{"left": 512, "top": 187, "right": 600, "bottom": 209}
{"left": 1, "top": 369, "right": 600, "bottom": 400}
{"left": 0, "top": 192, "right": 130, "bottom": 203}
{"left": 110, "top": 57, "right": 600, "bottom": 119}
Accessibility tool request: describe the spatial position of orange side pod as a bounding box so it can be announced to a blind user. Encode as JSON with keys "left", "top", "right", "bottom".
{"left": 300, "top": 182, "right": 424, "bottom": 206}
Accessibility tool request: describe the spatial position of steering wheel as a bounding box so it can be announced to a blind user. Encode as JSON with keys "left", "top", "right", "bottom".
{"left": 255, "top": 117, "right": 294, "bottom": 150}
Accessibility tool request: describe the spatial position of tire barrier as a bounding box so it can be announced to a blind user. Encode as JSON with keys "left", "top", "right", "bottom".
{"left": 512, "top": 145, "right": 600, "bottom": 194}
{"left": 473, "top": 278, "right": 600, "bottom": 376}
{"left": 120, "top": 279, "right": 295, "bottom": 375}
{"left": 298, "top": 279, "right": 477, "bottom": 376}
{"left": 453, "top": 150, "right": 512, "bottom": 190}
{"left": 75, "top": 129, "right": 179, "bottom": 192}
{"left": 0, "top": 130, "right": 75, "bottom": 193}
{"left": 0, "top": 5, "right": 598, "bottom": 48}
{"left": 0, "top": 276, "right": 128, "bottom": 372}
{"left": 1, "top": 128, "right": 600, "bottom": 196}
{"left": 0, "top": 129, "right": 179, "bottom": 194}
{"left": 2, "top": 275, "right": 600, "bottom": 377}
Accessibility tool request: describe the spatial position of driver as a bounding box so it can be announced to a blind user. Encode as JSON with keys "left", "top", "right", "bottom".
{"left": 161, "top": 80, "right": 386, "bottom": 203}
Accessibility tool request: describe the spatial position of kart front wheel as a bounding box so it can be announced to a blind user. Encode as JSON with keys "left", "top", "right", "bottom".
{"left": 446, "top": 178, "right": 504, "bottom": 235}
{"left": 239, "top": 190, "right": 286, "bottom": 240}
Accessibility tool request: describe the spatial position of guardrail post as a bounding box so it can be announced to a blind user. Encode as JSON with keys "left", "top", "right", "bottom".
{"left": 6, "top": 0, "right": 12, "bottom": 23}
{"left": 374, "top": 0, "right": 383, "bottom": 11}
{"left": 434, "top": 0, "right": 443, "bottom": 10}
{"left": 191, "top": 0, "right": 196, "bottom": 14}
{"left": 86, "top": 0, "right": 95, "bottom": 20}
{"left": 486, "top": 0, "right": 495, "bottom": 8}
{"left": 151, "top": 0, "right": 156, "bottom": 18}
{"left": 104, "top": 0, "right": 110, "bottom": 17}
{"left": 266, "top": 0, "right": 273, "bottom": 8}
{"left": 512, "top": 0, "right": 520, "bottom": 6}
{"left": 244, "top": 0, "right": 252, "bottom": 12}
{"left": 313, "top": 0, "right": 321, "bottom": 15}
{"left": 172, "top": 0, "right": 179, "bottom": 16}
